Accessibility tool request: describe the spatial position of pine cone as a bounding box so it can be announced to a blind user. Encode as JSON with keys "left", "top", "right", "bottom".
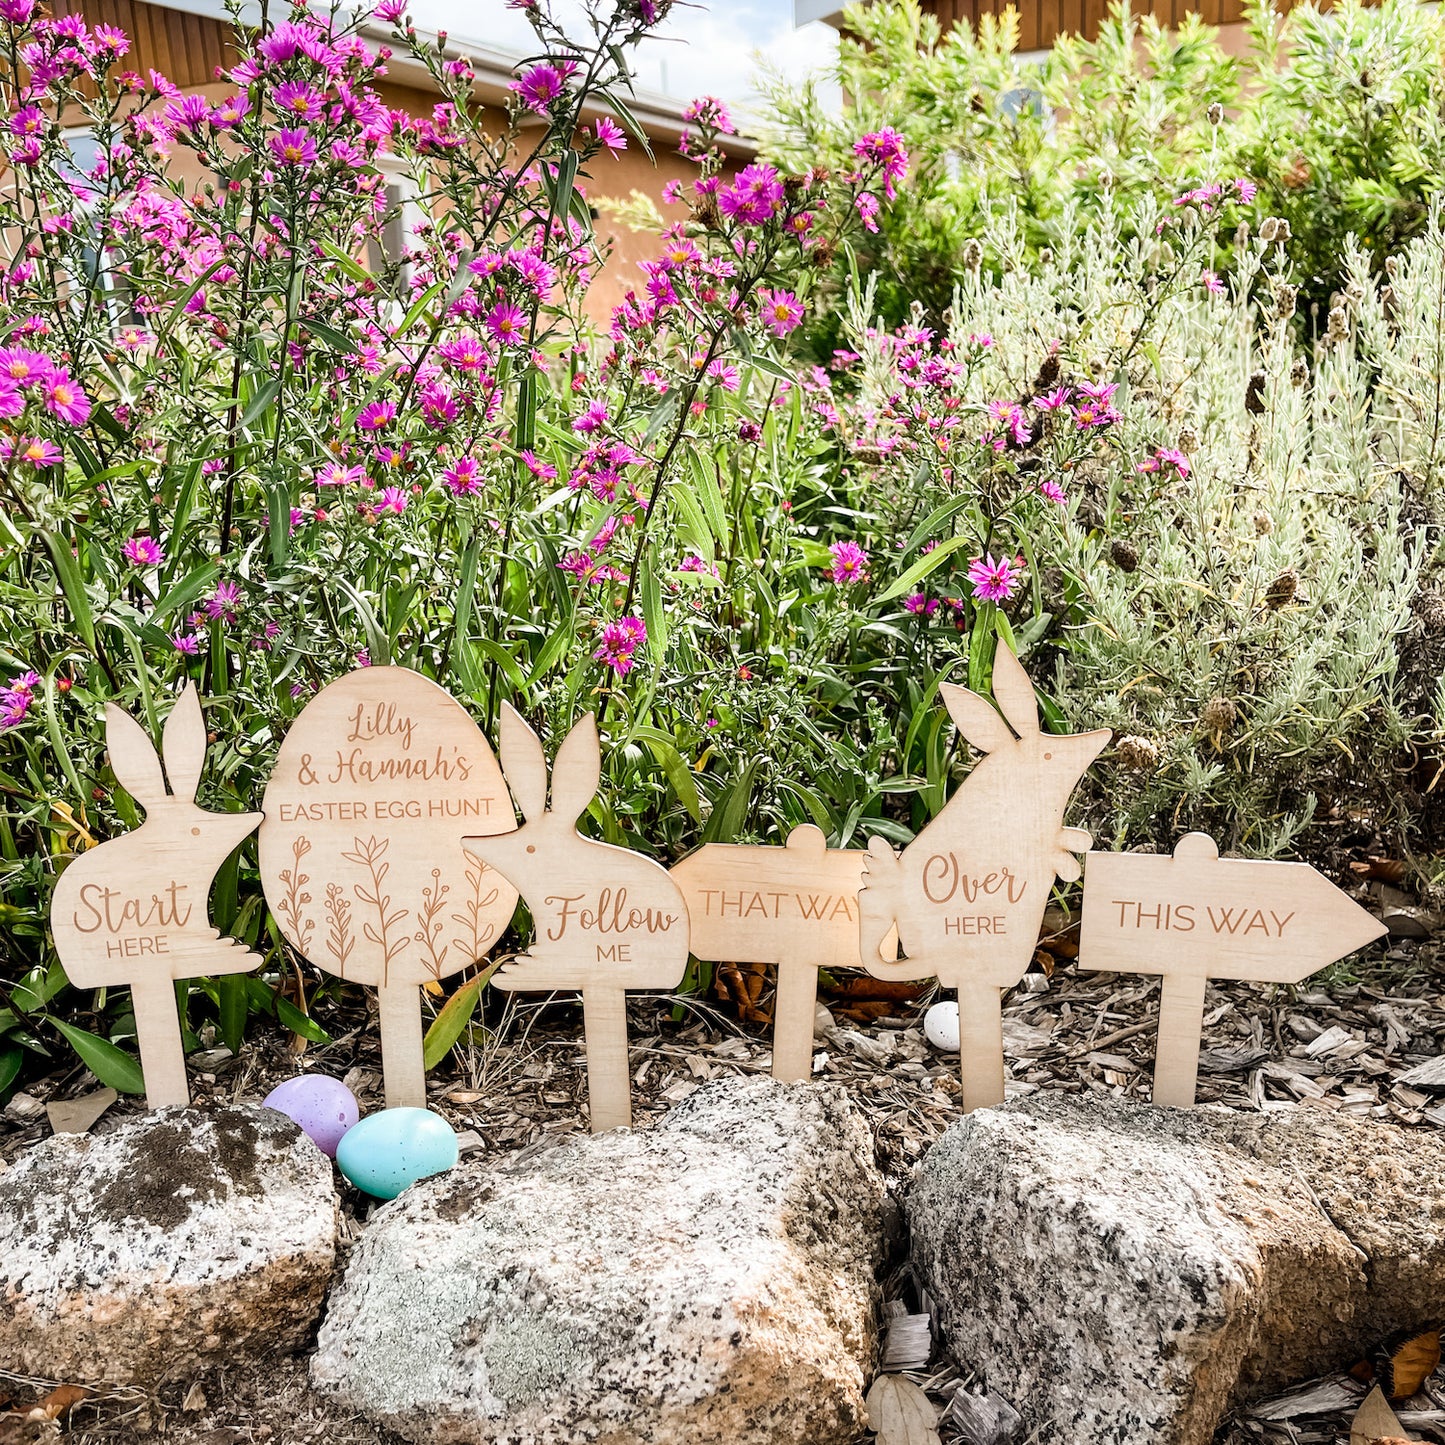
{"left": 1116, "top": 735, "right": 1159, "bottom": 772}
{"left": 1110, "top": 539, "right": 1140, "bottom": 573}
{"left": 1264, "top": 568, "right": 1298, "bottom": 608}
{"left": 1034, "top": 353, "right": 1061, "bottom": 393}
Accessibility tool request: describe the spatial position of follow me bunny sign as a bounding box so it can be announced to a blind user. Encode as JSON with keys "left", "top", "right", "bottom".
{"left": 49, "top": 654, "right": 1388, "bottom": 1126}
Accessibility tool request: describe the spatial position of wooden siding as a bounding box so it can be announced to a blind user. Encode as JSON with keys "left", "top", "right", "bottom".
{"left": 51, "top": 0, "right": 235, "bottom": 89}
{"left": 922, "top": 0, "right": 1247, "bottom": 48}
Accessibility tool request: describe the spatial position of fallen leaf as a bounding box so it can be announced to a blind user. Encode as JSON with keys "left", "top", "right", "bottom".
{"left": 181, "top": 1381, "right": 207, "bottom": 1412}
{"left": 0, "top": 1384, "right": 90, "bottom": 1445}
{"left": 866, "top": 1375, "right": 941, "bottom": 1445}
{"left": 1350, "top": 1385, "right": 1409, "bottom": 1444}
{"left": 45, "top": 1088, "right": 116, "bottom": 1136}
{"left": 1350, "top": 1326, "right": 1442, "bottom": 1400}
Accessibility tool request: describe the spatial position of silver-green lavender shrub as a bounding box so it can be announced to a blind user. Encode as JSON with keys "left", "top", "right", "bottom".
{"left": 931, "top": 204, "right": 1427, "bottom": 856}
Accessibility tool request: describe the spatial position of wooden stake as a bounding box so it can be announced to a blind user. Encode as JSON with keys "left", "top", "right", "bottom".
{"left": 377, "top": 976, "right": 426, "bottom": 1111}
{"left": 130, "top": 975, "right": 188, "bottom": 1110}
{"left": 1153, "top": 971, "right": 1208, "bottom": 1108}
{"left": 583, "top": 986, "right": 632, "bottom": 1132}
{"left": 957, "top": 980, "right": 1006, "bottom": 1112}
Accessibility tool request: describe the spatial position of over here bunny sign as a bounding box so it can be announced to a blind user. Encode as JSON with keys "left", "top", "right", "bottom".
{"left": 858, "top": 645, "right": 1109, "bottom": 1111}
{"left": 50, "top": 653, "right": 1393, "bottom": 1128}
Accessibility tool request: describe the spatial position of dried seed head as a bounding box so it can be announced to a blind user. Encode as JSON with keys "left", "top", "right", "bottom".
{"left": 1325, "top": 304, "right": 1348, "bottom": 343}
{"left": 1264, "top": 567, "right": 1298, "bottom": 608}
{"left": 1208, "top": 101, "right": 1224, "bottom": 125}
{"left": 1290, "top": 356, "right": 1309, "bottom": 386}
{"left": 1201, "top": 696, "right": 1237, "bottom": 736}
{"left": 1116, "top": 734, "right": 1160, "bottom": 772}
{"left": 1039, "top": 247, "right": 1054, "bottom": 265}
{"left": 1274, "top": 282, "right": 1298, "bottom": 320}
{"left": 1413, "top": 587, "right": 1445, "bottom": 634}
{"left": 1234, "top": 221, "right": 1250, "bottom": 248}
{"left": 693, "top": 193, "right": 720, "bottom": 230}
{"left": 1034, "top": 353, "right": 1061, "bottom": 392}
{"left": 963, "top": 238, "right": 983, "bottom": 271}
{"left": 1254, "top": 511, "right": 1274, "bottom": 536}
{"left": 1260, "top": 217, "right": 1279, "bottom": 243}
{"left": 1245, "top": 370, "right": 1268, "bottom": 415}
{"left": 1110, "top": 538, "right": 1140, "bottom": 573}
{"left": 1177, "top": 424, "right": 1200, "bottom": 453}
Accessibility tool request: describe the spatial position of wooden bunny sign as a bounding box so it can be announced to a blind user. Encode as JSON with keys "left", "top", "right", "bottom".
{"left": 51, "top": 684, "right": 263, "bottom": 1108}
{"left": 463, "top": 705, "right": 690, "bottom": 1132}
{"left": 860, "top": 645, "right": 1110, "bottom": 1111}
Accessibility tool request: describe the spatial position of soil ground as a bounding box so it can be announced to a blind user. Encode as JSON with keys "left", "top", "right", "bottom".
{"left": 2, "top": 901, "right": 1443, "bottom": 1445}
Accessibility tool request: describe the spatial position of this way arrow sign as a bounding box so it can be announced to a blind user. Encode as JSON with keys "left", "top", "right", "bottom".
{"left": 1079, "top": 833, "right": 1387, "bottom": 1106}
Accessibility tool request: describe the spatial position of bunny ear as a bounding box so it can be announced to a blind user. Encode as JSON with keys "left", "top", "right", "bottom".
{"left": 161, "top": 683, "right": 206, "bottom": 801}
{"left": 941, "top": 683, "right": 1016, "bottom": 756}
{"left": 105, "top": 703, "right": 168, "bottom": 809}
{"left": 500, "top": 703, "right": 548, "bottom": 822}
{"left": 990, "top": 642, "right": 1042, "bottom": 739}
{"left": 550, "top": 713, "right": 601, "bottom": 824}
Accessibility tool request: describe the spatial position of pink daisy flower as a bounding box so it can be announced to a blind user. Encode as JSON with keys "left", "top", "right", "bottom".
{"left": 827, "top": 540, "right": 869, "bottom": 585}
{"left": 967, "top": 553, "right": 1020, "bottom": 603}
{"left": 43, "top": 370, "right": 90, "bottom": 426}
{"left": 269, "top": 128, "right": 317, "bottom": 167}
{"left": 122, "top": 535, "right": 164, "bottom": 568}
{"left": 485, "top": 302, "right": 527, "bottom": 347}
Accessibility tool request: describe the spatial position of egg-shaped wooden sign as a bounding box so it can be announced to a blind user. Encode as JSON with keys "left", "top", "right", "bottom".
{"left": 259, "top": 667, "right": 517, "bottom": 1105}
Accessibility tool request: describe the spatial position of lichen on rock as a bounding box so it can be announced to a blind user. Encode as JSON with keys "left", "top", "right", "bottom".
{"left": 312, "top": 1075, "right": 889, "bottom": 1445}
{"left": 0, "top": 1103, "right": 340, "bottom": 1384}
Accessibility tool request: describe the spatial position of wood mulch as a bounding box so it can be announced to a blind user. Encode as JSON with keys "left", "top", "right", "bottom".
{"left": 1, "top": 900, "right": 1442, "bottom": 1444}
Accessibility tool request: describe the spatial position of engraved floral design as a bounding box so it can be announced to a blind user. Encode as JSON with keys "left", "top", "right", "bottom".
{"left": 416, "top": 867, "right": 450, "bottom": 980}
{"left": 323, "top": 882, "right": 355, "bottom": 978}
{"left": 451, "top": 854, "right": 501, "bottom": 963}
{"left": 274, "top": 835, "right": 314, "bottom": 955}
{"left": 341, "top": 834, "right": 409, "bottom": 987}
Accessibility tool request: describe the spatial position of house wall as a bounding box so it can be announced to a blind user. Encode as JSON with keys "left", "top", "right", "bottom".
{"left": 918, "top": 0, "right": 1341, "bottom": 50}
{"left": 49, "top": 0, "right": 712, "bottom": 319}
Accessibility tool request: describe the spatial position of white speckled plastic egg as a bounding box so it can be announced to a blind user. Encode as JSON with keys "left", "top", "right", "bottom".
{"left": 923, "top": 1000, "right": 960, "bottom": 1052}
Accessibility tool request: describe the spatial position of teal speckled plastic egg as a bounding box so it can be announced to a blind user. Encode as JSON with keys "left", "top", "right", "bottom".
{"left": 335, "top": 1107, "right": 459, "bottom": 1199}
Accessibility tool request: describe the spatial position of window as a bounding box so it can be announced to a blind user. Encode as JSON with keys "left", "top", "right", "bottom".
{"left": 61, "top": 126, "right": 133, "bottom": 330}
{"left": 367, "top": 156, "right": 422, "bottom": 282}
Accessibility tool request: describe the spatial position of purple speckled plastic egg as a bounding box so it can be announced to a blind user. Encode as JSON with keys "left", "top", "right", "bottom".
{"left": 262, "top": 1074, "right": 359, "bottom": 1158}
